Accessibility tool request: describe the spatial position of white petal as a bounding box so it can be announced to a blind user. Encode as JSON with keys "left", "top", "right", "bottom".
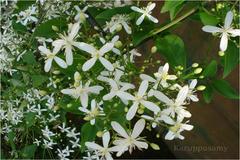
{"left": 160, "top": 115, "right": 175, "bottom": 125}
{"left": 190, "top": 79, "right": 197, "bottom": 89}
{"left": 61, "top": 89, "right": 75, "bottom": 95}
{"left": 78, "top": 107, "right": 90, "bottom": 113}
{"left": 228, "top": 29, "right": 240, "bottom": 37}
{"left": 99, "top": 57, "right": 114, "bottom": 71}
{"left": 176, "top": 86, "right": 188, "bottom": 104}
{"left": 134, "top": 141, "right": 148, "bottom": 149}
{"left": 69, "top": 23, "right": 80, "bottom": 40}
{"left": 99, "top": 43, "right": 114, "bottom": 55}
{"left": 224, "top": 11, "right": 233, "bottom": 29}
{"left": 77, "top": 42, "right": 96, "bottom": 54}
{"left": 136, "top": 15, "right": 145, "bottom": 25}
{"left": 102, "top": 131, "right": 110, "bottom": 148}
{"left": 146, "top": 3, "right": 156, "bottom": 12}
{"left": 52, "top": 39, "right": 65, "bottom": 51}
{"left": 131, "top": 6, "right": 144, "bottom": 13}
{"left": 112, "top": 48, "right": 121, "bottom": 55}
{"left": 65, "top": 47, "right": 73, "bottom": 65}
{"left": 38, "top": 46, "right": 50, "bottom": 55}
{"left": 44, "top": 58, "right": 53, "bottom": 72}
{"left": 126, "top": 102, "right": 139, "bottom": 120}
{"left": 105, "top": 152, "right": 113, "bottom": 160}
{"left": 112, "top": 35, "right": 119, "bottom": 42}
{"left": 182, "top": 124, "right": 194, "bottom": 131}
{"left": 147, "top": 14, "right": 158, "bottom": 23}
{"left": 165, "top": 131, "right": 175, "bottom": 140}
{"left": 202, "top": 25, "right": 222, "bottom": 33}
{"left": 117, "top": 91, "right": 135, "bottom": 100}
{"left": 82, "top": 57, "right": 97, "bottom": 71}
{"left": 220, "top": 32, "right": 228, "bottom": 51}
{"left": 154, "top": 90, "right": 172, "bottom": 104}
{"left": 140, "top": 74, "right": 156, "bottom": 82}
{"left": 80, "top": 93, "right": 88, "bottom": 108}
{"left": 190, "top": 95, "right": 199, "bottom": 102}
{"left": 103, "top": 92, "right": 116, "bottom": 100}
{"left": 122, "top": 22, "right": 132, "bottom": 34}
{"left": 91, "top": 99, "right": 96, "bottom": 110}
{"left": 111, "top": 121, "right": 129, "bottom": 138}
{"left": 90, "top": 119, "right": 95, "bottom": 125}
{"left": 88, "top": 86, "right": 104, "bottom": 94}
{"left": 167, "top": 75, "right": 177, "bottom": 80}
{"left": 163, "top": 63, "right": 169, "bottom": 73}
{"left": 85, "top": 142, "right": 102, "bottom": 150}
{"left": 109, "top": 23, "right": 118, "bottom": 33}
{"left": 141, "top": 100, "right": 160, "bottom": 113}
{"left": 131, "top": 119, "right": 145, "bottom": 138}
{"left": 54, "top": 57, "right": 67, "bottom": 68}
{"left": 138, "top": 80, "right": 148, "bottom": 97}
{"left": 108, "top": 79, "right": 118, "bottom": 90}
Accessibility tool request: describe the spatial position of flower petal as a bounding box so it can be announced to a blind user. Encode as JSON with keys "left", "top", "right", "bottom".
{"left": 69, "top": 23, "right": 80, "bottom": 40}
{"left": 138, "top": 80, "right": 148, "bottom": 97}
{"left": 54, "top": 57, "right": 67, "bottom": 68}
{"left": 85, "top": 142, "right": 102, "bottom": 150}
{"left": 224, "top": 11, "right": 233, "bottom": 29}
{"left": 146, "top": 3, "right": 156, "bottom": 12}
{"left": 77, "top": 42, "right": 96, "bottom": 54}
{"left": 99, "top": 43, "right": 114, "bottom": 55}
{"left": 141, "top": 100, "right": 160, "bottom": 113}
{"left": 52, "top": 39, "right": 65, "bottom": 51}
{"left": 122, "top": 22, "right": 132, "bottom": 34}
{"left": 202, "top": 25, "right": 222, "bottom": 33}
{"left": 65, "top": 47, "right": 73, "bottom": 65}
{"left": 165, "top": 131, "right": 175, "bottom": 140}
{"left": 228, "top": 29, "right": 240, "bottom": 37}
{"left": 147, "top": 14, "right": 158, "bottom": 23}
{"left": 136, "top": 15, "right": 145, "bottom": 25}
{"left": 220, "top": 32, "right": 228, "bottom": 51}
{"left": 103, "top": 92, "right": 116, "bottom": 100}
{"left": 126, "top": 102, "right": 139, "bottom": 120}
{"left": 176, "top": 85, "right": 188, "bottom": 104}
{"left": 111, "top": 121, "right": 129, "bottom": 138}
{"left": 140, "top": 74, "right": 156, "bottom": 82}
{"left": 189, "top": 79, "right": 197, "bottom": 89}
{"left": 44, "top": 58, "right": 53, "bottom": 72}
{"left": 88, "top": 86, "right": 104, "bottom": 94}
{"left": 154, "top": 90, "right": 172, "bottom": 104}
{"left": 82, "top": 57, "right": 97, "bottom": 71}
{"left": 131, "top": 119, "right": 145, "bottom": 138}
{"left": 134, "top": 141, "right": 148, "bottom": 149}
{"left": 131, "top": 6, "right": 144, "bottom": 13}
{"left": 80, "top": 93, "right": 88, "bottom": 108}
{"left": 99, "top": 57, "right": 114, "bottom": 71}
{"left": 102, "top": 131, "right": 110, "bottom": 148}
{"left": 38, "top": 46, "right": 51, "bottom": 55}
{"left": 117, "top": 91, "right": 135, "bottom": 100}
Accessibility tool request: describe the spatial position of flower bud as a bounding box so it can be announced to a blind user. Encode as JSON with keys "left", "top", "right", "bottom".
{"left": 39, "top": 90, "right": 47, "bottom": 96}
{"left": 116, "top": 24, "right": 122, "bottom": 32}
{"left": 218, "top": 51, "right": 225, "bottom": 56}
{"left": 52, "top": 25, "right": 59, "bottom": 31}
{"left": 151, "top": 46, "right": 157, "bottom": 53}
{"left": 115, "top": 40, "right": 122, "bottom": 48}
{"left": 74, "top": 71, "right": 81, "bottom": 82}
{"left": 97, "top": 131, "right": 103, "bottom": 137}
{"left": 137, "top": 108, "right": 144, "bottom": 114}
{"left": 124, "top": 107, "right": 128, "bottom": 112}
{"left": 67, "top": 103, "right": 72, "bottom": 108}
{"left": 53, "top": 70, "right": 60, "bottom": 74}
{"left": 192, "top": 63, "right": 199, "bottom": 68}
{"left": 150, "top": 143, "right": 160, "bottom": 150}
{"left": 194, "top": 68, "right": 202, "bottom": 74}
{"left": 197, "top": 85, "right": 206, "bottom": 91}
{"left": 199, "top": 75, "right": 204, "bottom": 79}
{"left": 156, "top": 134, "right": 160, "bottom": 138}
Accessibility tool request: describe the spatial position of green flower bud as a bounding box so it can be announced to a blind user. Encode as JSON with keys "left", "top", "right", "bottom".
{"left": 151, "top": 46, "right": 157, "bottom": 53}
{"left": 74, "top": 71, "right": 81, "bottom": 81}
{"left": 53, "top": 70, "right": 60, "bottom": 74}
{"left": 197, "top": 85, "right": 206, "bottom": 91}
{"left": 116, "top": 24, "right": 122, "bottom": 32}
{"left": 115, "top": 40, "right": 122, "bottom": 48}
{"left": 199, "top": 75, "right": 204, "bottom": 79}
{"left": 192, "top": 63, "right": 199, "bottom": 68}
{"left": 97, "top": 131, "right": 103, "bottom": 137}
{"left": 150, "top": 143, "right": 160, "bottom": 150}
{"left": 52, "top": 25, "right": 59, "bottom": 31}
{"left": 218, "top": 51, "right": 225, "bottom": 56}
{"left": 67, "top": 103, "right": 72, "bottom": 108}
{"left": 194, "top": 68, "right": 202, "bottom": 74}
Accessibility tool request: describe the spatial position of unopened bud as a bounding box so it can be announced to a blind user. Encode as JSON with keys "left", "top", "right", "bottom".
{"left": 194, "top": 68, "right": 202, "bottom": 74}
{"left": 150, "top": 143, "right": 160, "bottom": 150}
{"left": 97, "top": 131, "right": 103, "bottom": 137}
{"left": 53, "top": 70, "right": 60, "bottom": 74}
{"left": 74, "top": 71, "right": 81, "bottom": 81}
{"left": 218, "top": 51, "right": 225, "bottom": 56}
{"left": 52, "top": 25, "right": 59, "bottom": 31}
{"left": 115, "top": 40, "right": 122, "bottom": 48}
{"left": 116, "top": 24, "right": 122, "bottom": 32}
{"left": 197, "top": 85, "right": 206, "bottom": 91}
{"left": 151, "top": 46, "right": 157, "bottom": 53}
{"left": 39, "top": 90, "right": 47, "bottom": 96}
{"left": 192, "top": 63, "right": 199, "bottom": 68}
{"left": 67, "top": 103, "right": 72, "bottom": 108}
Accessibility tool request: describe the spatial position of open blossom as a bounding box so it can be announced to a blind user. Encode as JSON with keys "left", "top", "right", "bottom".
{"left": 111, "top": 119, "right": 148, "bottom": 156}
{"left": 79, "top": 42, "right": 114, "bottom": 71}
{"left": 17, "top": 5, "right": 38, "bottom": 26}
{"left": 61, "top": 81, "right": 103, "bottom": 108}
{"left": 104, "top": 14, "right": 132, "bottom": 34}
{"left": 131, "top": 3, "right": 158, "bottom": 25}
{"left": 202, "top": 11, "right": 240, "bottom": 51}
{"left": 140, "top": 63, "right": 177, "bottom": 90}
{"left": 154, "top": 86, "right": 191, "bottom": 119}
{"left": 126, "top": 80, "right": 160, "bottom": 120}
{"left": 85, "top": 131, "right": 121, "bottom": 160}
{"left": 52, "top": 23, "right": 82, "bottom": 65}
{"left": 100, "top": 35, "right": 121, "bottom": 55}
{"left": 38, "top": 46, "right": 67, "bottom": 72}
{"left": 74, "top": 5, "right": 89, "bottom": 22}
{"left": 78, "top": 99, "right": 105, "bottom": 125}
{"left": 186, "top": 79, "right": 199, "bottom": 102}
{"left": 165, "top": 116, "right": 193, "bottom": 140}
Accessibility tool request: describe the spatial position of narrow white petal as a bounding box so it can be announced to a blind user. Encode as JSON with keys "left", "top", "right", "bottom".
{"left": 202, "top": 25, "right": 222, "bottom": 33}
{"left": 147, "top": 3, "right": 156, "bottom": 12}
{"left": 190, "top": 95, "right": 199, "bottom": 102}
{"left": 163, "top": 63, "right": 169, "bottom": 73}
{"left": 105, "top": 152, "right": 113, "bottom": 160}
{"left": 126, "top": 102, "right": 139, "bottom": 120}
{"left": 103, "top": 92, "right": 116, "bottom": 100}
{"left": 122, "top": 22, "right": 132, "bottom": 34}
{"left": 52, "top": 39, "right": 65, "bottom": 51}
{"left": 220, "top": 33, "right": 228, "bottom": 51}
{"left": 167, "top": 75, "right": 177, "bottom": 80}
{"left": 69, "top": 23, "right": 80, "bottom": 40}
{"left": 165, "top": 131, "right": 175, "bottom": 140}
{"left": 140, "top": 74, "right": 156, "bottom": 82}
{"left": 228, "top": 29, "right": 240, "bottom": 37}
{"left": 117, "top": 91, "right": 135, "bottom": 100}
{"left": 131, "top": 6, "right": 144, "bottom": 13}
{"left": 147, "top": 14, "right": 158, "bottom": 23}
{"left": 141, "top": 100, "right": 160, "bottom": 113}
{"left": 88, "top": 86, "right": 104, "bottom": 94}
{"left": 77, "top": 42, "right": 96, "bottom": 54}
{"left": 38, "top": 46, "right": 50, "bottom": 55}
{"left": 134, "top": 141, "right": 148, "bottom": 149}
{"left": 54, "top": 57, "right": 67, "bottom": 68}
{"left": 65, "top": 47, "right": 73, "bottom": 65}
{"left": 78, "top": 107, "right": 90, "bottom": 113}
{"left": 182, "top": 124, "right": 194, "bottom": 131}
{"left": 44, "top": 58, "right": 53, "bottom": 72}
{"left": 131, "top": 119, "right": 145, "bottom": 138}
{"left": 61, "top": 89, "right": 75, "bottom": 95}
{"left": 138, "top": 80, "right": 148, "bottom": 97}
{"left": 136, "top": 15, "right": 145, "bottom": 25}
{"left": 85, "top": 142, "right": 103, "bottom": 150}
{"left": 224, "top": 11, "right": 233, "bottom": 29}
{"left": 80, "top": 93, "right": 88, "bottom": 108}
{"left": 102, "top": 131, "right": 110, "bottom": 148}
{"left": 99, "top": 43, "right": 114, "bottom": 55}
{"left": 82, "top": 57, "right": 97, "bottom": 71}
{"left": 190, "top": 79, "right": 197, "bottom": 89}
{"left": 154, "top": 90, "right": 172, "bottom": 104}
{"left": 111, "top": 121, "right": 129, "bottom": 138}
{"left": 176, "top": 86, "right": 189, "bottom": 104}
{"left": 99, "top": 57, "right": 114, "bottom": 71}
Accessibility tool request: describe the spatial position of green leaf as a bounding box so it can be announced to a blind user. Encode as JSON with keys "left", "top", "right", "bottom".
{"left": 81, "top": 122, "right": 98, "bottom": 151}
{"left": 202, "top": 60, "right": 217, "bottom": 77}
{"left": 21, "top": 145, "right": 37, "bottom": 158}
{"left": 32, "top": 75, "right": 48, "bottom": 87}
{"left": 10, "top": 79, "right": 25, "bottom": 87}
{"left": 161, "top": 0, "right": 185, "bottom": 20}
{"left": 7, "top": 131, "right": 16, "bottom": 151}
{"left": 212, "top": 79, "right": 239, "bottom": 99}
{"left": 59, "top": 95, "right": 82, "bottom": 114}
{"left": 203, "top": 85, "right": 214, "bottom": 103}
{"left": 22, "top": 51, "right": 36, "bottom": 65}
{"left": 223, "top": 41, "right": 239, "bottom": 78}
{"left": 15, "top": 0, "right": 35, "bottom": 12}
{"left": 12, "top": 20, "right": 28, "bottom": 34}
{"left": 199, "top": 12, "right": 219, "bottom": 25}
{"left": 25, "top": 112, "right": 36, "bottom": 127}
{"left": 33, "top": 17, "right": 67, "bottom": 38}
{"left": 155, "top": 34, "right": 187, "bottom": 67}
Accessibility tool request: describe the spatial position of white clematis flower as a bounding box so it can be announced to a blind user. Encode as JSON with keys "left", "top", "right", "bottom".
{"left": 61, "top": 81, "right": 103, "bottom": 108}
{"left": 165, "top": 116, "right": 193, "bottom": 140}
{"left": 85, "top": 131, "right": 122, "bottom": 160}
{"left": 78, "top": 99, "right": 104, "bottom": 125}
{"left": 74, "top": 5, "right": 89, "bottom": 23}
{"left": 52, "top": 23, "right": 82, "bottom": 65}
{"left": 131, "top": 3, "right": 158, "bottom": 25}
{"left": 125, "top": 80, "right": 160, "bottom": 120}
{"left": 100, "top": 35, "right": 121, "bottom": 55}
{"left": 111, "top": 119, "right": 148, "bottom": 157}
{"left": 202, "top": 11, "right": 240, "bottom": 51}
{"left": 186, "top": 79, "right": 199, "bottom": 102}
{"left": 38, "top": 45, "right": 67, "bottom": 72}
{"left": 17, "top": 5, "right": 38, "bottom": 26}
{"left": 79, "top": 42, "right": 114, "bottom": 71}
{"left": 154, "top": 85, "right": 191, "bottom": 119}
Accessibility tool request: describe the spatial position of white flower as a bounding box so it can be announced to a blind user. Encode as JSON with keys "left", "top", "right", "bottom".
{"left": 111, "top": 119, "right": 148, "bottom": 156}
{"left": 38, "top": 45, "right": 67, "bottom": 72}
{"left": 78, "top": 42, "right": 114, "bottom": 71}
{"left": 74, "top": 5, "right": 89, "bottom": 22}
{"left": 52, "top": 23, "right": 82, "bottom": 65}
{"left": 140, "top": 63, "right": 177, "bottom": 90}
{"left": 128, "top": 49, "right": 142, "bottom": 62}
{"left": 154, "top": 86, "right": 191, "bottom": 119}
{"left": 104, "top": 14, "right": 132, "bottom": 34}
{"left": 33, "top": 139, "right": 41, "bottom": 146}
{"left": 58, "top": 122, "right": 71, "bottom": 133}
{"left": 202, "top": 11, "right": 240, "bottom": 51}
{"left": 126, "top": 80, "right": 160, "bottom": 120}
{"left": 165, "top": 116, "right": 193, "bottom": 140}
{"left": 61, "top": 81, "right": 103, "bottom": 108}
{"left": 100, "top": 35, "right": 121, "bottom": 55}
{"left": 57, "top": 146, "right": 74, "bottom": 160}
{"left": 78, "top": 99, "right": 105, "bottom": 125}
{"left": 66, "top": 127, "right": 80, "bottom": 139}
{"left": 70, "top": 138, "right": 81, "bottom": 148}
{"left": 43, "top": 139, "right": 56, "bottom": 149}
{"left": 85, "top": 131, "right": 121, "bottom": 160}
{"left": 17, "top": 5, "right": 38, "bottom": 26}
{"left": 131, "top": 3, "right": 158, "bottom": 25}
{"left": 187, "top": 79, "right": 199, "bottom": 102}
{"left": 41, "top": 126, "right": 56, "bottom": 140}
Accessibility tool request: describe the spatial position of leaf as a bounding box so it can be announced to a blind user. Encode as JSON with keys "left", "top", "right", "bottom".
{"left": 203, "top": 85, "right": 214, "bottom": 103}
{"left": 199, "top": 12, "right": 219, "bottom": 25}
{"left": 80, "top": 122, "right": 98, "bottom": 151}
{"left": 59, "top": 95, "right": 82, "bottom": 114}
{"left": 202, "top": 60, "right": 217, "bottom": 77}
{"left": 32, "top": 75, "right": 48, "bottom": 87}
{"left": 25, "top": 112, "right": 36, "bottom": 127}
{"left": 161, "top": 0, "right": 185, "bottom": 20}
{"left": 223, "top": 41, "right": 239, "bottom": 78}
{"left": 21, "top": 145, "right": 37, "bottom": 158}
{"left": 155, "top": 34, "right": 187, "bottom": 67}
{"left": 15, "top": 0, "right": 35, "bottom": 12}
{"left": 212, "top": 79, "right": 239, "bottom": 99}
{"left": 10, "top": 79, "right": 25, "bottom": 87}
{"left": 12, "top": 20, "right": 28, "bottom": 34}
{"left": 7, "top": 131, "right": 16, "bottom": 151}
{"left": 33, "top": 17, "right": 67, "bottom": 38}
{"left": 22, "top": 51, "right": 36, "bottom": 65}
